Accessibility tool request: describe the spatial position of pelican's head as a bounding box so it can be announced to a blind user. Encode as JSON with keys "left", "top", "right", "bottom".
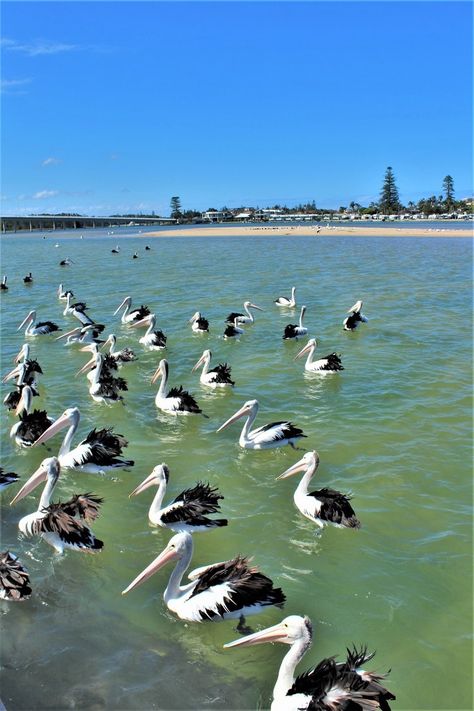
{"left": 244, "top": 301, "right": 264, "bottom": 311}
{"left": 224, "top": 615, "right": 313, "bottom": 649}
{"left": 55, "top": 326, "right": 82, "bottom": 342}
{"left": 14, "top": 344, "right": 30, "bottom": 364}
{"left": 151, "top": 359, "right": 168, "bottom": 384}
{"left": 122, "top": 531, "right": 192, "bottom": 595}
{"left": 2, "top": 362, "right": 26, "bottom": 385}
{"left": 189, "top": 311, "right": 201, "bottom": 324}
{"left": 100, "top": 334, "right": 116, "bottom": 350}
{"left": 17, "top": 310, "right": 36, "bottom": 331}
{"left": 348, "top": 300, "right": 363, "bottom": 314}
{"left": 192, "top": 349, "right": 212, "bottom": 372}
{"left": 10, "top": 457, "right": 61, "bottom": 505}
{"left": 33, "top": 407, "right": 80, "bottom": 447}
{"left": 130, "top": 313, "right": 154, "bottom": 329}
{"left": 15, "top": 384, "right": 33, "bottom": 416}
{"left": 76, "top": 350, "right": 101, "bottom": 377}
{"left": 277, "top": 450, "right": 319, "bottom": 480}
{"left": 114, "top": 296, "right": 132, "bottom": 315}
{"left": 129, "top": 463, "right": 169, "bottom": 497}
{"left": 294, "top": 338, "right": 317, "bottom": 360}
{"left": 216, "top": 399, "right": 258, "bottom": 432}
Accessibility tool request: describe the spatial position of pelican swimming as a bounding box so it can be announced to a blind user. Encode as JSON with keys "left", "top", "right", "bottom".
{"left": 111, "top": 245, "right": 120, "bottom": 254}
{"left": 189, "top": 312, "right": 209, "bottom": 332}
{"left": 277, "top": 451, "right": 360, "bottom": 529}
{"left": 192, "top": 349, "right": 234, "bottom": 388}
{"left": 1, "top": 276, "right": 8, "bottom": 291}
{"left": 132, "top": 252, "right": 138, "bottom": 259}
{"left": 0, "top": 552, "right": 32, "bottom": 601}
{"left": 283, "top": 306, "right": 308, "bottom": 340}
{"left": 294, "top": 339, "right": 344, "bottom": 373}
{"left": 224, "top": 615, "right": 395, "bottom": 711}
{"left": 18, "top": 310, "right": 61, "bottom": 337}
{"left": 223, "top": 318, "right": 244, "bottom": 339}
{"left": 63, "top": 293, "right": 95, "bottom": 326}
{"left": 55, "top": 324, "right": 106, "bottom": 346}
{"left": 226, "top": 301, "right": 263, "bottom": 325}
{"left": 32, "top": 406, "right": 134, "bottom": 473}
{"left": 10, "top": 457, "right": 104, "bottom": 555}
{"left": 131, "top": 313, "right": 167, "bottom": 349}
{"left": 151, "top": 359, "right": 202, "bottom": 414}
{"left": 77, "top": 344, "right": 118, "bottom": 383}
{"left": 0, "top": 468, "right": 19, "bottom": 491}
{"left": 76, "top": 351, "right": 127, "bottom": 404}
{"left": 101, "top": 334, "right": 137, "bottom": 362}
{"left": 2, "top": 362, "right": 40, "bottom": 412}
{"left": 10, "top": 385, "right": 54, "bottom": 448}
{"left": 343, "top": 300, "right": 368, "bottom": 331}
{"left": 114, "top": 296, "right": 151, "bottom": 324}
{"left": 23, "top": 272, "right": 33, "bottom": 284}
{"left": 58, "top": 283, "right": 74, "bottom": 300}
{"left": 274, "top": 287, "right": 296, "bottom": 308}
{"left": 4, "top": 350, "right": 43, "bottom": 391}
{"left": 217, "top": 399, "right": 306, "bottom": 450}
{"left": 122, "top": 531, "right": 285, "bottom": 627}
{"left": 59, "top": 257, "right": 73, "bottom": 266}
{"left": 130, "top": 463, "right": 228, "bottom": 533}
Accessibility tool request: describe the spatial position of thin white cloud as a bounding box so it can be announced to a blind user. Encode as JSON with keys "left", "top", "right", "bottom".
{"left": 1, "top": 38, "right": 79, "bottom": 56}
{"left": 33, "top": 190, "right": 59, "bottom": 199}
{"left": 1, "top": 78, "right": 32, "bottom": 94}
{"left": 42, "top": 157, "right": 61, "bottom": 166}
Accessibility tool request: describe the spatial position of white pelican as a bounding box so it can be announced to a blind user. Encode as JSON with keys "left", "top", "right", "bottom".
{"left": 1, "top": 276, "right": 8, "bottom": 291}
{"left": 77, "top": 351, "right": 127, "bottom": 404}
{"left": 151, "top": 359, "right": 202, "bottom": 414}
{"left": 111, "top": 245, "right": 120, "bottom": 253}
{"left": 217, "top": 399, "right": 306, "bottom": 450}
{"left": 132, "top": 252, "right": 138, "bottom": 259}
{"left": 0, "top": 468, "right": 19, "bottom": 491}
{"left": 78, "top": 344, "right": 119, "bottom": 385}
{"left": 294, "top": 339, "right": 344, "bottom": 373}
{"left": 101, "top": 334, "right": 137, "bottom": 362}
{"left": 10, "top": 385, "right": 54, "bottom": 448}
{"left": 63, "top": 293, "right": 94, "bottom": 325}
{"left": 4, "top": 352, "right": 43, "bottom": 390}
{"left": 23, "top": 272, "right": 33, "bottom": 284}
{"left": 58, "top": 283, "right": 74, "bottom": 300}
{"left": 223, "top": 318, "right": 244, "bottom": 339}
{"left": 129, "top": 463, "right": 228, "bottom": 533}
{"left": 10, "top": 457, "right": 103, "bottom": 555}
{"left": 277, "top": 451, "right": 360, "bottom": 529}
{"left": 32, "top": 406, "right": 134, "bottom": 473}
{"left": 224, "top": 615, "right": 395, "bottom": 711}
{"left": 122, "top": 531, "right": 285, "bottom": 627}
{"left": 18, "top": 310, "right": 60, "bottom": 337}
{"left": 0, "top": 552, "right": 32, "bottom": 601}
{"left": 189, "top": 311, "right": 209, "bottom": 332}
{"left": 192, "top": 349, "right": 234, "bottom": 388}
{"left": 59, "top": 257, "right": 73, "bottom": 266}
{"left": 343, "top": 300, "right": 368, "bottom": 331}
{"left": 114, "top": 296, "right": 151, "bottom": 324}
{"left": 274, "top": 287, "right": 296, "bottom": 308}
{"left": 226, "top": 301, "right": 264, "bottom": 325}
{"left": 283, "top": 306, "right": 308, "bottom": 340}
{"left": 131, "top": 313, "right": 167, "bottom": 349}
{"left": 55, "top": 324, "right": 106, "bottom": 346}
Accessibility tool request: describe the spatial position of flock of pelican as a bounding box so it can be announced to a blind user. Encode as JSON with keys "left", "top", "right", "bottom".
{"left": 0, "top": 263, "right": 393, "bottom": 711}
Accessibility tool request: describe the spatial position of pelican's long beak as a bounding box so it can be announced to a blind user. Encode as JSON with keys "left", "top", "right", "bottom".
{"left": 79, "top": 344, "right": 96, "bottom": 353}
{"left": 55, "top": 327, "right": 82, "bottom": 341}
{"left": 33, "top": 411, "right": 72, "bottom": 447}
{"left": 10, "top": 463, "right": 48, "bottom": 505}
{"left": 130, "top": 315, "right": 151, "bottom": 328}
{"left": 249, "top": 303, "right": 264, "bottom": 311}
{"left": 276, "top": 457, "right": 309, "bottom": 480}
{"left": 122, "top": 545, "right": 179, "bottom": 595}
{"left": 15, "top": 387, "right": 30, "bottom": 415}
{"left": 76, "top": 356, "right": 96, "bottom": 377}
{"left": 2, "top": 366, "right": 20, "bottom": 384}
{"left": 129, "top": 471, "right": 157, "bottom": 497}
{"left": 113, "top": 298, "right": 129, "bottom": 316}
{"left": 99, "top": 336, "right": 112, "bottom": 351}
{"left": 191, "top": 353, "right": 206, "bottom": 372}
{"left": 188, "top": 312, "right": 198, "bottom": 324}
{"left": 216, "top": 404, "right": 250, "bottom": 433}
{"left": 224, "top": 621, "right": 288, "bottom": 649}
{"left": 151, "top": 364, "right": 163, "bottom": 384}
{"left": 17, "top": 312, "right": 34, "bottom": 331}
{"left": 347, "top": 300, "right": 362, "bottom": 314}
{"left": 294, "top": 341, "right": 314, "bottom": 361}
{"left": 14, "top": 346, "right": 27, "bottom": 364}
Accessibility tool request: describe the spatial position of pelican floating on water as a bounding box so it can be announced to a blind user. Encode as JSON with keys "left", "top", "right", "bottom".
{"left": 130, "top": 463, "right": 228, "bottom": 533}
{"left": 55, "top": 324, "right": 106, "bottom": 346}
{"left": 217, "top": 399, "right": 306, "bottom": 450}
{"left": 114, "top": 296, "right": 151, "bottom": 324}
{"left": 58, "top": 283, "right": 74, "bottom": 300}
{"left": 77, "top": 351, "right": 127, "bottom": 404}
{"left": 0, "top": 468, "right": 19, "bottom": 491}
{"left": 101, "top": 334, "right": 137, "bottom": 362}
{"left": 226, "top": 301, "right": 263, "bottom": 325}
{"left": 111, "top": 246, "right": 120, "bottom": 254}
{"left": 224, "top": 615, "right": 395, "bottom": 711}
{"left": 131, "top": 313, "right": 167, "bottom": 349}
{"left": 1, "top": 276, "right": 8, "bottom": 291}
{"left": 18, "top": 310, "right": 60, "bottom": 337}
{"left": 223, "top": 318, "right": 244, "bottom": 339}
{"left": 0, "top": 552, "right": 32, "bottom": 601}
{"left": 294, "top": 339, "right": 343, "bottom": 373}
{"left": 277, "top": 451, "right": 360, "bottom": 529}
{"left": 189, "top": 312, "right": 209, "bottom": 332}
{"left": 63, "top": 293, "right": 95, "bottom": 326}
{"left": 10, "top": 457, "right": 104, "bottom": 555}
{"left": 122, "top": 530, "right": 285, "bottom": 625}
{"left": 151, "top": 359, "right": 202, "bottom": 414}
{"left": 274, "top": 287, "right": 296, "bottom": 308}
{"left": 10, "top": 385, "right": 54, "bottom": 448}
{"left": 343, "top": 300, "right": 368, "bottom": 331}
{"left": 283, "top": 306, "right": 308, "bottom": 340}
{"left": 32, "top": 407, "right": 134, "bottom": 473}
{"left": 59, "top": 257, "right": 73, "bottom": 266}
{"left": 23, "top": 272, "right": 33, "bottom": 284}
{"left": 192, "top": 349, "right": 234, "bottom": 388}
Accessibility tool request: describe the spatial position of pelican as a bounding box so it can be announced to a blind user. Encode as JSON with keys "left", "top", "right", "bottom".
{"left": 223, "top": 318, "right": 244, "bottom": 339}
{"left": 224, "top": 615, "right": 395, "bottom": 711}
{"left": 101, "top": 334, "right": 137, "bottom": 362}
{"left": 344, "top": 300, "right": 368, "bottom": 331}
{"left": 132, "top": 252, "right": 138, "bottom": 259}
{"left": 58, "top": 283, "right": 74, "bottom": 300}
{"left": 131, "top": 314, "right": 167, "bottom": 349}
{"left": 55, "top": 324, "right": 105, "bottom": 346}
{"left": 192, "top": 349, "right": 234, "bottom": 388}
{"left": 32, "top": 406, "right": 134, "bottom": 473}
{"left": 10, "top": 385, "right": 54, "bottom": 448}
{"left": 4, "top": 352, "right": 43, "bottom": 390}
{"left": 76, "top": 351, "right": 127, "bottom": 404}
{"left": 217, "top": 399, "right": 306, "bottom": 450}
{"left": 0, "top": 468, "right": 19, "bottom": 491}
{"left": 274, "top": 287, "right": 296, "bottom": 308}
{"left": 122, "top": 531, "right": 285, "bottom": 627}
{"left": 0, "top": 552, "right": 32, "bottom": 601}
{"left": 63, "top": 293, "right": 95, "bottom": 326}
{"left": 1, "top": 276, "right": 8, "bottom": 291}
{"left": 10, "top": 457, "right": 104, "bottom": 555}
{"left": 226, "top": 301, "right": 263, "bottom": 325}
{"left": 111, "top": 245, "right": 120, "bottom": 254}
{"left": 151, "top": 359, "right": 202, "bottom": 414}
{"left": 145, "top": 245, "right": 151, "bottom": 251}
{"left": 78, "top": 344, "right": 118, "bottom": 383}
{"left": 59, "top": 257, "right": 73, "bottom": 266}
{"left": 18, "top": 310, "right": 61, "bottom": 337}
{"left": 130, "top": 463, "right": 228, "bottom": 533}
{"left": 294, "top": 339, "right": 343, "bottom": 373}
{"left": 277, "top": 451, "right": 360, "bottom": 529}
{"left": 114, "top": 296, "right": 151, "bottom": 324}
{"left": 189, "top": 312, "right": 209, "bottom": 332}
{"left": 283, "top": 306, "right": 308, "bottom": 340}
{"left": 23, "top": 272, "right": 33, "bottom": 284}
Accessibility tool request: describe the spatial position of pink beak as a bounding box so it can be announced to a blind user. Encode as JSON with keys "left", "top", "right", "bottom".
{"left": 122, "top": 546, "right": 178, "bottom": 595}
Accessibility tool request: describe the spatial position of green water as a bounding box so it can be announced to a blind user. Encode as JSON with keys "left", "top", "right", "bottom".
{"left": 1, "top": 230, "right": 472, "bottom": 710}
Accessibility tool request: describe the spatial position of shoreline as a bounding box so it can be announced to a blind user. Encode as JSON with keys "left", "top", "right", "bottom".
{"left": 142, "top": 225, "right": 473, "bottom": 239}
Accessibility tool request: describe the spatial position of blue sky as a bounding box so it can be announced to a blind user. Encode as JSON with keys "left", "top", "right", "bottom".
{"left": 1, "top": 1, "right": 472, "bottom": 216}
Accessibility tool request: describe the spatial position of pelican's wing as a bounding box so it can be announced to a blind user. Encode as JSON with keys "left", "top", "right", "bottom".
{"left": 62, "top": 493, "right": 104, "bottom": 522}
{"left": 39, "top": 504, "right": 104, "bottom": 550}
{"left": 0, "top": 552, "right": 32, "bottom": 601}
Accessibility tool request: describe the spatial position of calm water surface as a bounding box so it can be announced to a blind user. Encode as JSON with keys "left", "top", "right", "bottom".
{"left": 0, "top": 229, "right": 472, "bottom": 710}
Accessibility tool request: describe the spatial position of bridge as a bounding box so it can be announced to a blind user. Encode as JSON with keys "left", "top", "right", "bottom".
{"left": 0, "top": 215, "right": 177, "bottom": 233}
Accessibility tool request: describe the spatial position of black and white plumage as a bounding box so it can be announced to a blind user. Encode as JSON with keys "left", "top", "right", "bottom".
{"left": 59, "top": 257, "right": 73, "bottom": 266}
{"left": 189, "top": 311, "right": 209, "bottom": 332}
{"left": 0, "top": 552, "right": 32, "bottom": 601}
{"left": 217, "top": 399, "right": 306, "bottom": 450}
{"left": 32, "top": 407, "right": 134, "bottom": 473}
{"left": 130, "top": 463, "right": 228, "bottom": 533}
{"left": 56, "top": 323, "right": 106, "bottom": 346}
{"left": 131, "top": 313, "right": 167, "bottom": 349}
{"left": 10, "top": 457, "right": 104, "bottom": 555}
{"left": 226, "top": 301, "right": 264, "bottom": 325}
{"left": 122, "top": 531, "right": 285, "bottom": 623}
{"left": 23, "top": 272, "right": 33, "bottom": 284}
{"left": 77, "top": 351, "right": 127, "bottom": 404}
{"left": 0, "top": 468, "right": 19, "bottom": 491}
{"left": 275, "top": 286, "right": 296, "bottom": 308}
{"left": 101, "top": 334, "right": 137, "bottom": 362}
{"left": 111, "top": 246, "right": 120, "bottom": 253}
{"left": 1, "top": 276, "right": 8, "bottom": 291}
{"left": 63, "top": 293, "right": 95, "bottom": 326}
{"left": 3, "top": 356, "right": 43, "bottom": 392}
{"left": 10, "top": 385, "right": 55, "bottom": 448}
{"left": 114, "top": 296, "right": 151, "bottom": 324}
{"left": 294, "top": 339, "right": 344, "bottom": 373}
{"left": 224, "top": 615, "right": 395, "bottom": 711}
{"left": 132, "top": 252, "right": 139, "bottom": 259}
{"left": 277, "top": 451, "right": 360, "bottom": 529}
{"left": 343, "top": 300, "right": 368, "bottom": 331}
{"left": 58, "top": 283, "right": 74, "bottom": 300}
{"left": 283, "top": 305, "right": 308, "bottom": 339}
{"left": 18, "top": 310, "right": 61, "bottom": 337}
{"left": 223, "top": 318, "right": 244, "bottom": 339}
{"left": 152, "top": 359, "right": 202, "bottom": 414}
{"left": 192, "top": 349, "right": 235, "bottom": 388}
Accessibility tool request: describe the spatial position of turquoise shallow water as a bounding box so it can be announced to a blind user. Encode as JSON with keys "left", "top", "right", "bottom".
{"left": 0, "top": 229, "right": 472, "bottom": 710}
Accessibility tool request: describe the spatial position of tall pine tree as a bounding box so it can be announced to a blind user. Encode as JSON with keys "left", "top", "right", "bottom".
{"left": 379, "top": 166, "right": 401, "bottom": 214}
{"left": 442, "top": 175, "right": 455, "bottom": 211}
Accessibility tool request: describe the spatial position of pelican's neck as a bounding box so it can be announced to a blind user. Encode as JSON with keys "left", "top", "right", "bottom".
{"left": 38, "top": 475, "right": 57, "bottom": 511}
{"left": 163, "top": 543, "right": 193, "bottom": 602}
{"left": 273, "top": 637, "right": 310, "bottom": 704}
{"left": 64, "top": 293, "right": 72, "bottom": 313}
{"left": 91, "top": 356, "right": 103, "bottom": 388}
{"left": 149, "top": 480, "right": 167, "bottom": 522}
{"left": 156, "top": 367, "right": 168, "bottom": 399}
{"left": 145, "top": 317, "right": 156, "bottom": 337}
{"left": 24, "top": 316, "right": 35, "bottom": 336}
{"left": 200, "top": 354, "right": 211, "bottom": 377}
{"left": 304, "top": 344, "right": 316, "bottom": 368}
{"left": 295, "top": 464, "right": 315, "bottom": 498}
{"left": 239, "top": 408, "right": 257, "bottom": 446}
{"left": 59, "top": 418, "right": 78, "bottom": 457}
{"left": 108, "top": 336, "right": 117, "bottom": 355}
{"left": 121, "top": 301, "right": 131, "bottom": 322}
{"left": 299, "top": 309, "right": 305, "bottom": 328}
{"left": 244, "top": 304, "right": 254, "bottom": 322}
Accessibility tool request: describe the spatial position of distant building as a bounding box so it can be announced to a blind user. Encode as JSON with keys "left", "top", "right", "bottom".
{"left": 201, "top": 210, "right": 233, "bottom": 222}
